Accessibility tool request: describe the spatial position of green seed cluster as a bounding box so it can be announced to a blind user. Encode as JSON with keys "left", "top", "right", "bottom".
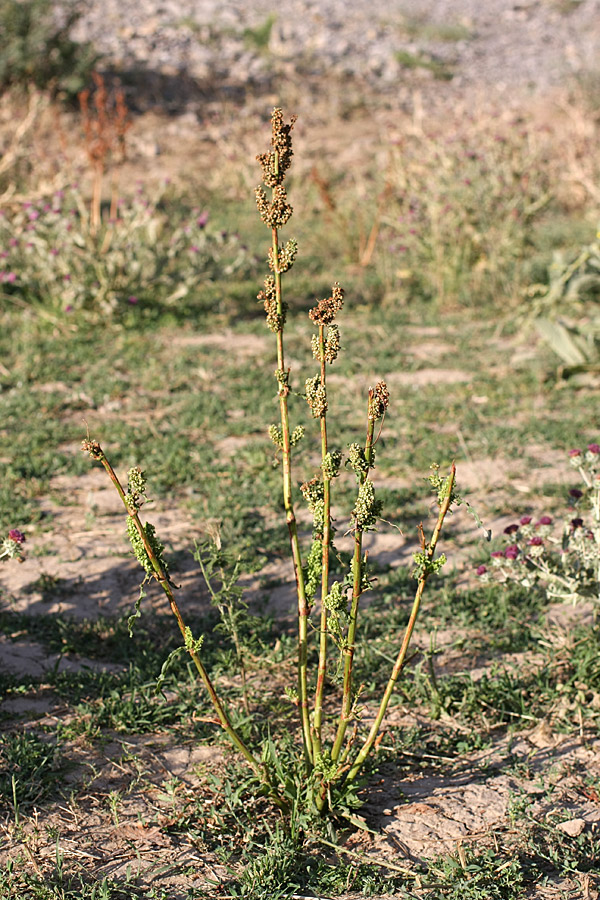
{"left": 258, "top": 274, "right": 287, "bottom": 332}
{"left": 304, "top": 538, "right": 322, "bottom": 602}
{"left": 324, "top": 580, "right": 347, "bottom": 614}
{"left": 268, "top": 424, "right": 284, "bottom": 448}
{"left": 275, "top": 368, "right": 290, "bottom": 395}
{"left": 311, "top": 324, "right": 341, "bottom": 364}
{"left": 324, "top": 324, "right": 340, "bottom": 363}
{"left": 269, "top": 238, "right": 298, "bottom": 274}
{"left": 255, "top": 185, "right": 293, "bottom": 228}
{"left": 305, "top": 374, "right": 327, "bottom": 418}
{"left": 301, "top": 477, "right": 325, "bottom": 531}
{"left": 269, "top": 424, "right": 304, "bottom": 449}
{"left": 126, "top": 517, "right": 168, "bottom": 578}
{"left": 368, "top": 381, "right": 390, "bottom": 421}
{"left": 429, "top": 463, "right": 460, "bottom": 508}
{"left": 256, "top": 108, "right": 297, "bottom": 187}
{"left": 352, "top": 480, "right": 381, "bottom": 532}
{"left": 125, "top": 466, "right": 147, "bottom": 511}
{"left": 291, "top": 425, "right": 305, "bottom": 446}
{"left": 413, "top": 549, "right": 447, "bottom": 580}
{"left": 348, "top": 442, "right": 372, "bottom": 476}
{"left": 322, "top": 450, "right": 342, "bottom": 479}
{"left": 184, "top": 625, "right": 204, "bottom": 655}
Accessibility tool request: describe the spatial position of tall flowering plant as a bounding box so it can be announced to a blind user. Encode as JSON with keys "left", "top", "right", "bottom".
{"left": 83, "top": 110, "right": 458, "bottom": 819}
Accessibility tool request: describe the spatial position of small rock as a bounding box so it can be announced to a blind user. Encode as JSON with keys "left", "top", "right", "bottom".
{"left": 556, "top": 818, "right": 586, "bottom": 837}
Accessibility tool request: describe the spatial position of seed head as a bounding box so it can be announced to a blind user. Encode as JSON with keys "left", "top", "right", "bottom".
{"left": 309, "top": 283, "right": 344, "bottom": 325}
{"left": 256, "top": 108, "right": 297, "bottom": 187}
{"left": 368, "top": 381, "right": 390, "bottom": 421}
{"left": 258, "top": 274, "right": 286, "bottom": 332}
{"left": 255, "top": 185, "right": 293, "bottom": 228}
{"left": 305, "top": 374, "right": 327, "bottom": 418}
{"left": 81, "top": 438, "right": 103, "bottom": 459}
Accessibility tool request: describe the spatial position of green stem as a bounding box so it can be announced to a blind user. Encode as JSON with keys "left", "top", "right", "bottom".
{"left": 344, "top": 464, "right": 456, "bottom": 786}
{"left": 313, "top": 324, "right": 330, "bottom": 761}
{"left": 92, "top": 445, "right": 271, "bottom": 790}
{"left": 330, "top": 409, "right": 375, "bottom": 764}
{"left": 272, "top": 224, "right": 313, "bottom": 766}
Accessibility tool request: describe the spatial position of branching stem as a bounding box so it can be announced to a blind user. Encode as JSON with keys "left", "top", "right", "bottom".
{"left": 331, "top": 407, "right": 375, "bottom": 764}
{"left": 344, "top": 464, "right": 456, "bottom": 785}
{"left": 313, "top": 324, "right": 331, "bottom": 760}
{"left": 272, "top": 222, "right": 313, "bottom": 765}
{"left": 85, "top": 442, "right": 273, "bottom": 793}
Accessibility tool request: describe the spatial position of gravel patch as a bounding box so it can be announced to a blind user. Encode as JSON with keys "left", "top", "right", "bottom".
{"left": 70, "top": 0, "right": 600, "bottom": 102}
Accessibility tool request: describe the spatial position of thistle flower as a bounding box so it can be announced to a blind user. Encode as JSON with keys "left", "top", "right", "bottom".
{"left": 1, "top": 529, "right": 26, "bottom": 561}
{"left": 504, "top": 523, "right": 519, "bottom": 535}
{"left": 504, "top": 544, "right": 519, "bottom": 560}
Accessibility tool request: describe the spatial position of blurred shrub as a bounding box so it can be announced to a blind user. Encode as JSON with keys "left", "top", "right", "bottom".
{"left": 527, "top": 228, "right": 600, "bottom": 374}
{"left": 380, "top": 112, "right": 553, "bottom": 309}
{"left": 0, "top": 0, "right": 96, "bottom": 98}
{"left": 0, "top": 184, "right": 253, "bottom": 321}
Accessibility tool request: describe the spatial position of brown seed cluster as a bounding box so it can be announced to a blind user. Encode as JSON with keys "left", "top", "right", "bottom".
{"left": 309, "top": 283, "right": 344, "bottom": 325}
{"left": 368, "top": 381, "right": 390, "bottom": 421}
{"left": 256, "top": 108, "right": 297, "bottom": 187}
{"left": 81, "top": 438, "right": 103, "bottom": 459}
{"left": 255, "top": 185, "right": 293, "bottom": 229}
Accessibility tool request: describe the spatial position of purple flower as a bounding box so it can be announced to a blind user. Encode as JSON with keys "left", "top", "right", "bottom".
{"left": 197, "top": 211, "right": 209, "bottom": 228}
{"left": 491, "top": 551, "right": 504, "bottom": 559}
{"left": 189, "top": 244, "right": 200, "bottom": 253}
{"left": 65, "top": 304, "right": 73, "bottom": 312}
{"left": 476, "top": 565, "right": 487, "bottom": 576}
{"left": 536, "top": 516, "right": 553, "bottom": 526}
{"left": 569, "top": 488, "right": 583, "bottom": 499}
{"left": 50, "top": 248, "right": 59, "bottom": 257}
{"left": 520, "top": 516, "right": 532, "bottom": 526}
{"left": 9, "top": 238, "right": 18, "bottom": 247}
{"left": 588, "top": 443, "right": 600, "bottom": 454}
{"left": 528, "top": 536, "right": 543, "bottom": 546}
{"left": 8, "top": 529, "right": 25, "bottom": 543}
{"left": 504, "top": 524, "right": 519, "bottom": 535}
{"left": 63, "top": 274, "right": 71, "bottom": 282}
{"left": 571, "top": 518, "right": 583, "bottom": 530}
{"left": 569, "top": 449, "right": 582, "bottom": 457}
{"left": 127, "top": 295, "right": 138, "bottom": 305}
{"left": 504, "top": 544, "right": 520, "bottom": 560}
